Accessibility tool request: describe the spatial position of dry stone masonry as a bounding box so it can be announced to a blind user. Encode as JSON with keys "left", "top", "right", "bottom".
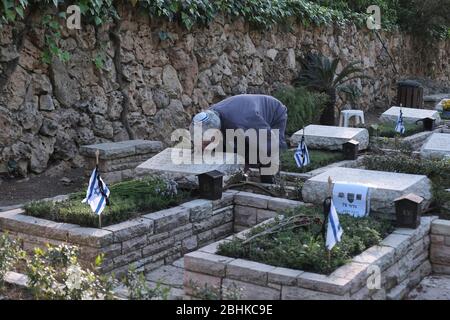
{"left": 80, "top": 139, "right": 163, "bottom": 183}
{"left": 0, "top": 7, "right": 449, "bottom": 176}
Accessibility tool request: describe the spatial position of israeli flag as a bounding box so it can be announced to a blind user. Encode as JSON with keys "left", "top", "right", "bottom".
{"left": 326, "top": 200, "right": 343, "bottom": 250}
{"left": 82, "top": 168, "right": 110, "bottom": 215}
{"left": 294, "top": 135, "right": 310, "bottom": 168}
{"left": 395, "top": 109, "right": 405, "bottom": 134}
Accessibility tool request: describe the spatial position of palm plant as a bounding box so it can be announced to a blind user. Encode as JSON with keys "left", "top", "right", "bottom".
{"left": 294, "top": 53, "right": 368, "bottom": 125}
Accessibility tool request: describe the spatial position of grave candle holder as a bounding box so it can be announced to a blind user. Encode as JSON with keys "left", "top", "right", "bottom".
{"left": 197, "top": 170, "right": 224, "bottom": 200}
{"left": 394, "top": 193, "right": 423, "bottom": 229}
{"left": 343, "top": 140, "right": 359, "bottom": 160}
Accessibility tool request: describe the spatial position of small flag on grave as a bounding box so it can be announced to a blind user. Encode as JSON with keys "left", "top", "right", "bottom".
{"left": 294, "top": 132, "right": 310, "bottom": 168}
{"left": 82, "top": 150, "right": 110, "bottom": 218}
{"left": 395, "top": 107, "right": 405, "bottom": 134}
{"left": 326, "top": 199, "right": 343, "bottom": 250}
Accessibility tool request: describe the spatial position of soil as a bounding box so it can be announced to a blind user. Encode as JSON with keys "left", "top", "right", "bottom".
{"left": 0, "top": 168, "right": 85, "bottom": 209}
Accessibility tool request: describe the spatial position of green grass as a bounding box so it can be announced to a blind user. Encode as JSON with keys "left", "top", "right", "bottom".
{"left": 280, "top": 149, "right": 345, "bottom": 173}
{"left": 217, "top": 205, "right": 394, "bottom": 275}
{"left": 370, "top": 123, "right": 423, "bottom": 138}
{"left": 24, "top": 178, "right": 191, "bottom": 228}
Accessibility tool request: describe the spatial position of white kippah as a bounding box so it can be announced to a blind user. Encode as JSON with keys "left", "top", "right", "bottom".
{"left": 193, "top": 112, "right": 210, "bottom": 123}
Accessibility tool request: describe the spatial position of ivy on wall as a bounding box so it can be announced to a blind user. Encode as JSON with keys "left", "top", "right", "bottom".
{"left": 0, "top": 0, "right": 448, "bottom": 64}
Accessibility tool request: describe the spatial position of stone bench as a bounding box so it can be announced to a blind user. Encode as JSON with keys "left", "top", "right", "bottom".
{"left": 301, "top": 167, "right": 432, "bottom": 214}
{"left": 291, "top": 125, "right": 369, "bottom": 151}
{"left": 80, "top": 140, "right": 163, "bottom": 183}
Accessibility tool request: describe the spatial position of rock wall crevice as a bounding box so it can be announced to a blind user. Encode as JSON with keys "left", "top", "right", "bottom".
{"left": 0, "top": 10, "right": 449, "bottom": 176}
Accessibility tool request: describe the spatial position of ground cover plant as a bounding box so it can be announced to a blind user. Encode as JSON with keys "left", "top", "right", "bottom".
{"left": 217, "top": 205, "right": 394, "bottom": 274}
{"left": 280, "top": 149, "right": 345, "bottom": 173}
{"left": 24, "top": 177, "right": 190, "bottom": 227}
{"left": 369, "top": 123, "right": 423, "bottom": 138}
{"left": 0, "top": 234, "right": 169, "bottom": 300}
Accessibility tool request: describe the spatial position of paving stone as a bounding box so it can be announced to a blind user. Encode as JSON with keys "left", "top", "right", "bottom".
{"left": 184, "top": 271, "right": 222, "bottom": 297}
{"left": 146, "top": 265, "right": 184, "bottom": 288}
{"left": 407, "top": 275, "right": 450, "bottom": 300}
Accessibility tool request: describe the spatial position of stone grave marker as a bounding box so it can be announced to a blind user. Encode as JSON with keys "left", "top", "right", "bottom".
{"left": 420, "top": 133, "right": 450, "bottom": 160}
{"left": 136, "top": 148, "right": 244, "bottom": 187}
{"left": 380, "top": 106, "right": 441, "bottom": 124}
{"left": 291, "top": 125, "right": 369, "bottom": 150}
{"left": 301, "top": 167, "right": 432, "bottom": 214}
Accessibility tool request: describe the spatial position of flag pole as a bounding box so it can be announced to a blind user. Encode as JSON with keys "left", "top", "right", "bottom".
{"left": 96, "top": 149, "right": 102, "bottom": 229}
{"left": 327, "top": 176, "right": 333, "bottom": 266}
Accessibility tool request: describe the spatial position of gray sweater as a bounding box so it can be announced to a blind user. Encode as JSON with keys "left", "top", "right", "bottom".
{"left": 210, "top": 94, "right": 288, "bottom": 151}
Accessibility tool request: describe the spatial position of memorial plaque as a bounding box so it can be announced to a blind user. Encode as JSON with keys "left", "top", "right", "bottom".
{"left": 420, "top": 133, "right": 450, "bottom": 160}
{"left": 380, "top": 106, "right": 441, "bottom": 124}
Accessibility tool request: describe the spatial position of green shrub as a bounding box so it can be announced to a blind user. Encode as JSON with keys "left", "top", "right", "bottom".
{"left": 280, "top": 149, "right": 345, "bottom": 173}
{"left": 217, "top": 205, "right": 394, "bottom": 274}
{"left": 24, "top": 177, "right": 190, "bottom": 228}
{"left": 274, "top": 86, "right": 328, "bottom": 135}
{"left": 0, "top": 234, "right": 25, "bottom": 287}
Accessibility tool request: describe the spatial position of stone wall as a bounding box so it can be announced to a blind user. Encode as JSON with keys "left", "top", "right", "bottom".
{"left": 430, "top": 219, "right": 450, "bottom": 274}
{"left": 184, "top": 216, "right": 436, "bottom": 300}
{"left": 1, "top": 6, "right": 449, "bottom": 176}
{"left": 0, "top": 191, "right": 236, "bottom": 276}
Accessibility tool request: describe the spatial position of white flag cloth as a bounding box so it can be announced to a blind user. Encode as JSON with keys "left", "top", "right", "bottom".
{"left": 395, "top": 109, "right": 405, "bottom": 134}
{"left": 326, "top": 200, "right": 343, "bottom": 250}
{"left": 294, "top": 135, "right": 310, "bottom": 168}
{"left": 82, "top": 168, "right": 110, "bottom": 215}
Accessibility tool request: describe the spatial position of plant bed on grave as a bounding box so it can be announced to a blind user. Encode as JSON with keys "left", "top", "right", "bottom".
{"left": 23, "top": 177, "right": 191, "bottom": 228}
{"left": 280, "top": 149, "right": 345, "bottom": 174}
{"left": 362, "top": 153, "right": 450, "bottom": 219}
{"left": 184, "top": 211, "right": 437, "bottom": 300}
{"left": 368, "top": 123, "right": 434, "bottom": 151}
{"left": 217, "top": 205, "right": 394, "bottom": 275}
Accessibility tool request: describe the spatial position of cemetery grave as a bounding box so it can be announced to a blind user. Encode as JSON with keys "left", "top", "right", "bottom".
{"left": 380, "top": 106, "right": 442, "bottom": 125}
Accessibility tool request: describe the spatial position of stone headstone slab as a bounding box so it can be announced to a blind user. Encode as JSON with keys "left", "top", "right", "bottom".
{"left": 420, "top": 133, "right": 450, "bottom": 160}
{"left": 80, "top": 140, "right": 163, "bottom": 159}
{"left": 136, "top": 148, "right": 244, "bottom": 187}
{"left": 380, "top": 106, "right": 441, "bottom": 124}
{"left": 301, "top": 167, "right": 432, "bottom": 214}
{"left": 291, "top": 125, "right": 369, "bottom": 151}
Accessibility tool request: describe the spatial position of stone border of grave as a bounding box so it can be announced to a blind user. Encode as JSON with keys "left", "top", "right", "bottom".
{"left": 0, "top": 191, "right": 302, "bottom": 278}
{"left": 430, "top": 219, "right": 450, "bottom": 275}
{"left": 184, "top": 216, "right": 437, "bottom": 300}
{"left": 370, "top": 129, "right": 439, "bottom": 151}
